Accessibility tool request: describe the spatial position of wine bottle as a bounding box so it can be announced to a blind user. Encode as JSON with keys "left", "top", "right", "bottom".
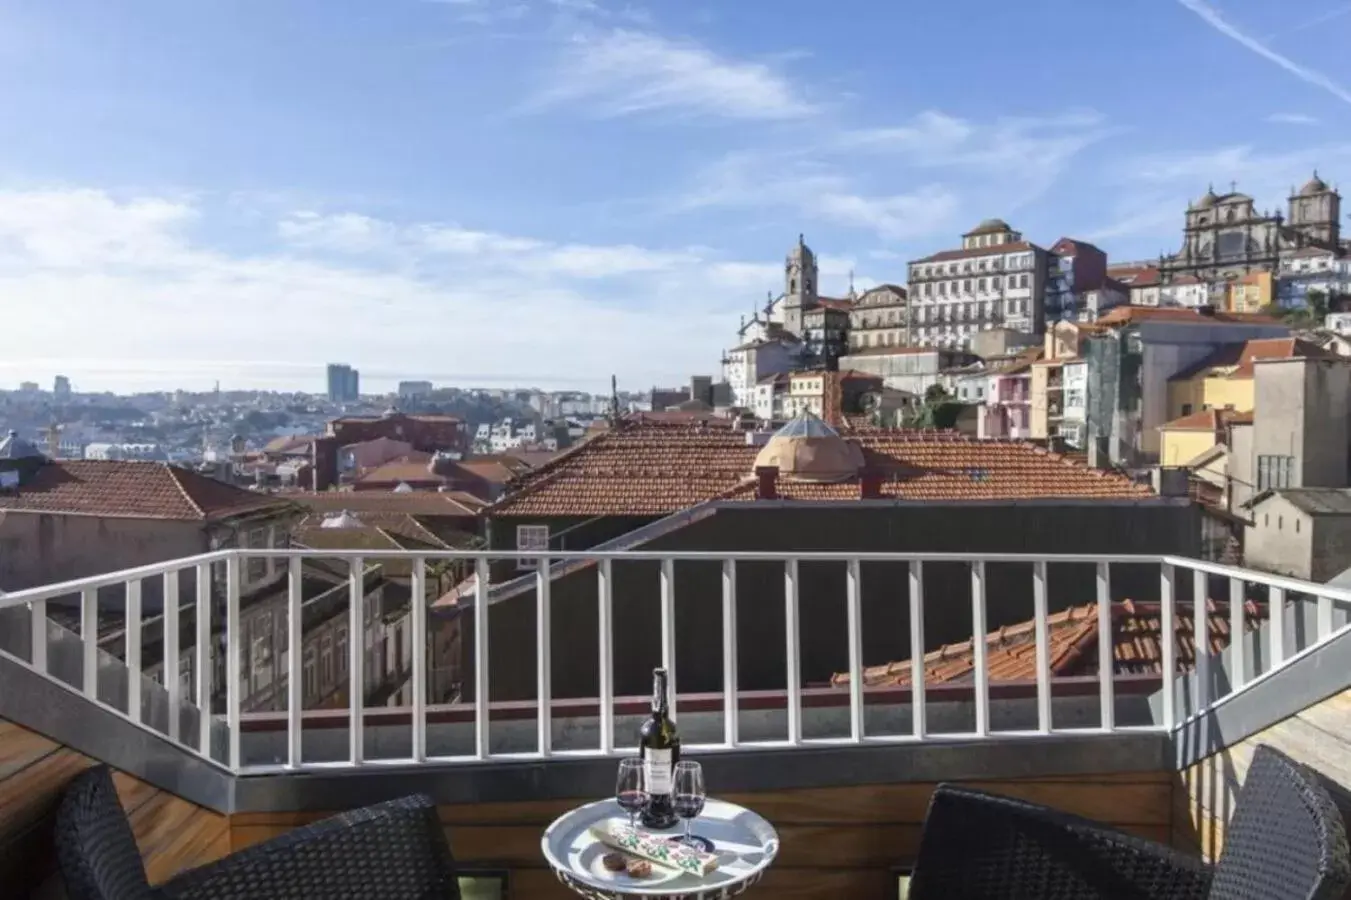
{"left": 639, "top": 667, "right": 680, "bottom": 829}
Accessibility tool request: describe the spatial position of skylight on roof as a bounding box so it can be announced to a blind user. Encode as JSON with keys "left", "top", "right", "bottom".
{"left": 774, "top": 411, "right": 840, "bottom": 440}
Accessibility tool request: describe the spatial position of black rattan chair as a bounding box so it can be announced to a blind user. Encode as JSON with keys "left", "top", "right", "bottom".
{"left": 907, "top": 744, "right": 1351, "bottom": 900}
{"left": 56, "top": 765, "right": 462, "bottom": 900}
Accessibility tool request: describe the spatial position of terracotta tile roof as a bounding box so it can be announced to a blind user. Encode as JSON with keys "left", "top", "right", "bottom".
{"left": 332, "top": 413, "right": 462, "bottom": 425}
{"left": 0, "top": 460, "right": 289, "bottom": 521}
{"left": 814, "top": 297, "right": 855, "bottom": 312}
{"left": 289, "top": 490, "right": 482, "bottom": 517}
{"left": 295, "top": 510, "right": 454, "bottom": 550}
{"left": 1158, "top": 408, "right": 1252, "bottom": 433}
{"left": 911, "top": 240, "right": 1037, "bottom": 264}
{"left": 831, "top": 598, "right": 1266, "bottom": 687}
{"left": 455, "top": 459, "right": 523, "bottom": 484}
{"left": 1049, "top": 237, "right": 1105, "bottom": 257}
{"left": 1095, "top": 306, "right": 1279, "bottom": 327}
{"left": 490, "top": 423, "right": 1152, "bottom": 518}
{"left": 1169, "top": 337, "right": 1333, "bottom": 381}
{"left": 354, "top": 458, "right": 443, "bottom": 487}
{"left": 1106, "top": 265, "right": 1162, "bottom": 287}
{"left": 263, "top": 434, "right": 317, "bottom": 454}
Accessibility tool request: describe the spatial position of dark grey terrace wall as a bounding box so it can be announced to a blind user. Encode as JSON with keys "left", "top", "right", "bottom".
{"left": 475, "top": 501, "right": 1199, "bottom": 702}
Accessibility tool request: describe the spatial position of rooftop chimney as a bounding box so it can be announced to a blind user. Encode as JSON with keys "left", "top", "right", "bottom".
{"left": 860, "top": 466, "right": 884, "bottom": 499}
{"left": 755, "top": 465, "right": 779, "bottom": 500}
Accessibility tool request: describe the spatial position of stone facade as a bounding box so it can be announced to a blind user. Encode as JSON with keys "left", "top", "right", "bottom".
{"left": 1159, "top": 175, "right": 1342, "bottom": 284}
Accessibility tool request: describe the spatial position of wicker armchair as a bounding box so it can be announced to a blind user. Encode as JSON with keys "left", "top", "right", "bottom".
{"left": 56, "top": 765, "right": 462, "bottom": 900}
{"left": 907, "top": 745, "right": 1351, "bottom": 900}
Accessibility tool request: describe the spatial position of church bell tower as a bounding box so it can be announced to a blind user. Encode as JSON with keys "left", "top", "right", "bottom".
{"left": 783, "top": 233, "right": 818, "bottom": 337}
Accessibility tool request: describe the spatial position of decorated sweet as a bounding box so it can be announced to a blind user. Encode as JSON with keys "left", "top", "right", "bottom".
{"left": 601, "top": 852, "right": 627, "bottom": 872}
{"left": 625, "top": 859, "right": 653, "bottom": 878}
{"left": 589, "top": 820, "right": 720, "bottom": 877}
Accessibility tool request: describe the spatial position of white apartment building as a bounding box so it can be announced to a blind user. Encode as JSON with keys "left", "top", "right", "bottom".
{"left": 906, "top": 219, "right": 1048, "bottom": 350}
{"left": 1158, "top": 276, "right": 1211, "bottom": 308}
{"left": 721, "top": 336, "right": 801, "bottom": 411}
{"left": 83, "top": 443, "right": 169, "bottom": 461}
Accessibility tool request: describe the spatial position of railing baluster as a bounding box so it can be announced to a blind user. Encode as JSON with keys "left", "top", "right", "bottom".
{"left": 411, "top": 556, "right": 427, "bottom": 764}
{"left": 126, "top": 579, "right": 142, "bottom": 724}
{"left": 845, "top": 558, "right": 864, "bottom": 743}
{"left": 29, "top": 598, "right": 47, "bottom": 674}
{"left": 784, "top": 559, "right": 802, "bottom": 745}
{"left": 348, "top": 556, "right": 364, "bottom": 766}
{"left": 164, "top": 570, "right": 181, "bottom": 742}
{"left": 474, "top": 558, "right": 490, "bottom": 760}
{"left": 1032, "top": 560, "right": 1051, "bottom": 734}
{"left": 1160, "top": 564, "right": 1176, "bottom": 730}
{"left": 1096, "top": 562, "right": 1113, "bottom": 732}
{"left": 660, "top": 558, "right": 676, "bottom": 724}
{"left": 1193, "top": 568, "right": 1210, "bottom": 720}
{"left": 722, "top": 559, "right": 738, "bottom": 748}
{"left": 1229, "top": 577, "right": 1246, "bottom": 692}
{"left": 1269, "top": 585, "right": 1286, "bottom": 671}
{"left": 195, "top": 563, "right": 211, "bottom": 757}
{"left": 537, "top": 556, "right": 552, "bottom": 756}
{"left": 971, "top": 561, "right": 989, "bottom": 737}
{"left": 81, "top": 587, "right": 98, "bottom": 698}
{"left": 286, "top": 557, "right": 303, "bottom": 769}
{"left": 598, "top": 559, "right": 614, "bottom": 756}
{"left": 909, "top": 561, "right": 926, "bottom": 740}
{"left": 1317, "top": 591, "right": 1334, "bottom": 644}
{"left": 226, "top": 556, "right": 241, "bottom": 770}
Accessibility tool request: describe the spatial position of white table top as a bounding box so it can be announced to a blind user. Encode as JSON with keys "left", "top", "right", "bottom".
{"left": 541, "top": 797, "right": 780, "bottom": 900}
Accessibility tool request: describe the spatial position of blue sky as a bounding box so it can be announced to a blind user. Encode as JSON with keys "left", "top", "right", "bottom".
{"left": 2, "top": 0, "right": 1351, "bottom": 393}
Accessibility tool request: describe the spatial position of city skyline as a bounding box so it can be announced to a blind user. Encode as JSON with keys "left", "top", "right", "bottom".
{"left": 4, "top": 0, "right": 1351, "bottom": 391}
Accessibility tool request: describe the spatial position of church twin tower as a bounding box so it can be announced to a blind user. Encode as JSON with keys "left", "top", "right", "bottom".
{"left": 782, "top": 234, "right": 817, "bottom": 337}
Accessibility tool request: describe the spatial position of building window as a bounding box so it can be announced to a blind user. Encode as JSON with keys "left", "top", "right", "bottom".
{"left": 1257, "top": 455, "right": 1295, "bottom": 491}
{"left": 1181, "top": 404, "right": 1193, "bottom": 416}
{"left": 337, "top": 626, "right": 348, "bottom": 677}
{"left": 517, "top": 525, "right": 550, "bottom": 571}
{"left": 304, "top": 647, "right": 318, "bottom": 700}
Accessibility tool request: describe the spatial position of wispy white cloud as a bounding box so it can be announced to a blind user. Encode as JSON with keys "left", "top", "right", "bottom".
{"left": 1267, "top": 112, "right": 1320, "bottom": 125}
{"left": 530, "top": 28, "right": 817, "bottom": 120}
{"left": 1094, "top": 140, "right": 1351, "bottom": 244}
{"left": 0, "top": 188, "right": 790, "bottom": 392}
{"left": 668, "top": 110, "right": 1106, "bottom": 242}
{"left": 1177, "top": 0, "right": 1351, "bottom": 106}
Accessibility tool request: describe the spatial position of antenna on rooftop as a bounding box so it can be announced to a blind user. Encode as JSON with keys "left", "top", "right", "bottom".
{"left": 610, "top": 374, "right": 619, "bottom": 424}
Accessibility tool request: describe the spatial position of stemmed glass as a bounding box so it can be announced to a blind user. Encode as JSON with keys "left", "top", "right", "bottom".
{"left": 673, "top": 761, "right": 706, "bottom": 848}
{"left": 615, "top": 758, "right": 649, "bottom": 829}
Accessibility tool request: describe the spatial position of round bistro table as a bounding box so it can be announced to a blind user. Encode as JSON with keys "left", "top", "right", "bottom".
{"left": 541, "top": 797, "right": 779, "bottom": 900}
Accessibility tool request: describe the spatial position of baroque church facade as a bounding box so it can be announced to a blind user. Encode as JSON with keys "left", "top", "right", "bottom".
{"left": 1158, "top": 173, "right": 1342, "bottom": 284}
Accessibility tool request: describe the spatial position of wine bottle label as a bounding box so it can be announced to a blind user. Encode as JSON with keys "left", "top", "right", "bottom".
{"left": 644, "top": 748, "right": 673, "bottom": 794}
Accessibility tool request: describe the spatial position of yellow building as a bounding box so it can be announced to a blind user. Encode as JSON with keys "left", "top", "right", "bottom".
{"left": 1165, "top": 337, "right": 1324, "bottom": 421}
{"left": 1029, "top": 322, "right": 1085, "bottom": 439}
{"left": 1158, "top": 409, "right": 1251, "bottom": 467}
{"left": 1224, "top": 271, "right": 1273, "bottom": 313}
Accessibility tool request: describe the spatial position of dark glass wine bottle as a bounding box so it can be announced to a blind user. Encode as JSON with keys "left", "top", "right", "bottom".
{"left": 639, "top": 667, "right": 680, "bottom": 829}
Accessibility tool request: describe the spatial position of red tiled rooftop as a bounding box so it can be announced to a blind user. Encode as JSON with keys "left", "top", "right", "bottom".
{"left": 0, "top": 460, "right": 289, "bottom": 521}
{"left": 911, "top": 240, "right": 1037, "bottom": 264}
{"left": 1159, "top": 408, "right": 1253, "bottom": 433}
{"left": 290, "top": 490, "right": 482, "bottom": 517}
{"left": 1169, "top": 337, "right": 1333, "bottom": 382}
{"left": 490, "top": 421, "right": 1153, "bottom": 517}
{"left": 1095, "top": 306, "right": 1279, "bottom": 327}
{"left": 831, "top": 598, "right": 1266, "bottom": 688}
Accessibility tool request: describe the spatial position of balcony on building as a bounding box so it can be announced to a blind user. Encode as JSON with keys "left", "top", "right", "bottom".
{"left": 6, "top": 542, "right": 1351, "bottom": 898}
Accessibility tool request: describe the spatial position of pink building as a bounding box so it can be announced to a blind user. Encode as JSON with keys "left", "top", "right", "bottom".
{"left": 979, "top": 351, "right": 1040, "bottom": 439}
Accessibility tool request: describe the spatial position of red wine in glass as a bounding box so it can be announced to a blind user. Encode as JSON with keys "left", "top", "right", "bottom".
{"left": 673, "top": 795, "right": 705, "bottom": 819}
{"left": 616, "top": 758, "right": 649, "bottom": 829}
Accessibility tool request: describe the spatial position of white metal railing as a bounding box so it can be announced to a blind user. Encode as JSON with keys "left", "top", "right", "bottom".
{"left": 4, "top": 550, "right": 1351, "bottom": 775}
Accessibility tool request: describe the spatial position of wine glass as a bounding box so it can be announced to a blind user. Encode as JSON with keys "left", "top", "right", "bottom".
{"left": 673, "top": 761, "right": 706, "bottom": 848}
{"left": 615, "top": 758, "right": 648, "bottom": 830}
